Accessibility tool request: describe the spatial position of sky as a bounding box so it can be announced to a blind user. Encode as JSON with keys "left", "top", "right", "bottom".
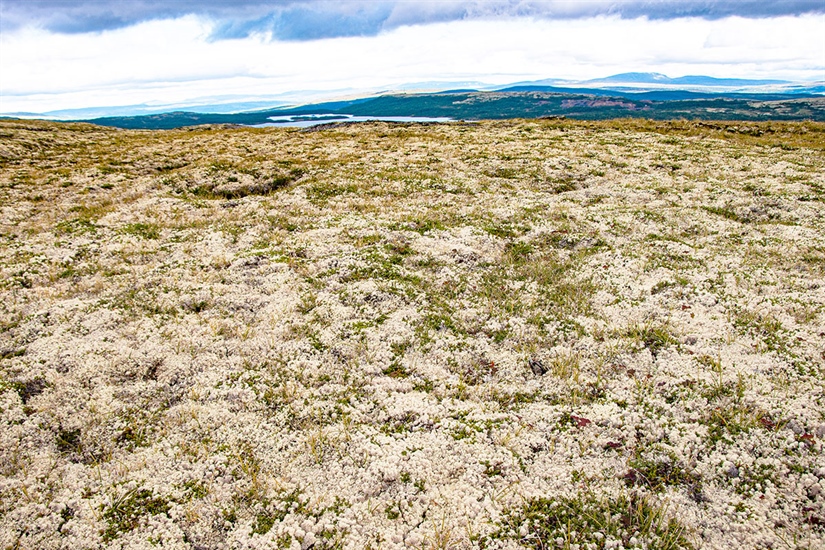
{"left": 1, "top": 1, "right": 824, "bottom": 114}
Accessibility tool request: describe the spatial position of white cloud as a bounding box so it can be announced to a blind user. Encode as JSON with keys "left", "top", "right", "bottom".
{"left": 2, "top": 14, "right": 823, "bottom": 113}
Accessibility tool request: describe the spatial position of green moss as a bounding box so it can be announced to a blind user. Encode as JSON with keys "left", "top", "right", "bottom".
{"left": 181, "top": 480, "right": 210, "bottom": 500}
{"left": 400, "top": 216, "right": 445, "bottom": 235}
{"left": 115, "top": 405, "right": 161, "bottom": 450}
{"left": 101, "top": 488, "right": 171, "bottom": 541}
{"left": 734, "top": 463, "right": 779, "bottom": 497}
{"left": 385, "top": 503, "right": 401, "bottom": 520}
{"left": 305, "top": 181, "right": 359, "bottom": 204}
{"left": 703, "top": 402, "right": 764, "bottom": 445}
{"left": 253, "top": 512, "right": 278, "bottom": 536}
{"left": 485, "top": 166, "right": 520, "bottom": 179}
{"left": 56, "top": 428, "right": 82, "bottom": 454}
{"left": 382, "top": 361, "right": 409, "bottom": 379}
{"left": 503, "top": 241, "right": 534, "bottom": 264}
{"left": 121, "top": 222, "right": 160, "bottom": 240}
{"left": 0, "top": 375, "right": 43, "bottom": 404}
{"left": 55, "top": 218, "right": 97, "bottom": 235}
{"left": 491, "top": 492, "right": 693, "bottom": 550}
{"left": 701, "top": 205, "right": 745, "bottom": 223}
{"left": 733, "top": 309, "right": 791, "bottom": 356}
{"left": 625, "top": 451, "right": 703, "bottom": 501}
{"left": 622, "top": 322, "right": 679, "bottom": 357}
{"left": 252, "top": 488, "right": 309, "bottom": 535}
{"left": 483, "top": 221, "right": 525, "bottom": 239}
{"left": 481, "top": 460, "right": 504, "bottom": 477}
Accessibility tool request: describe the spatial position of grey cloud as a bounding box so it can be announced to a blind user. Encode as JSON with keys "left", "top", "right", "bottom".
{"left": 2, "top": 1, "right": 823, "bottom": 39}
{"left": 210, "top": 3, "right": 396, "bottom": 41}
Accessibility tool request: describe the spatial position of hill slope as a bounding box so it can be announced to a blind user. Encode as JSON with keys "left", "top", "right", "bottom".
{"left": 76, "top": 91, "right": 825, "bottom": 129}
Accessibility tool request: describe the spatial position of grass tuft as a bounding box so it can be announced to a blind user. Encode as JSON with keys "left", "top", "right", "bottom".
{"left": 492, "top": 492, "right": 694, "bottom": 550}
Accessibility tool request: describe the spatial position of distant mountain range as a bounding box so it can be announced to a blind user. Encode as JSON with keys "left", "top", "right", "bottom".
{"left": 500, "top": 72, "right": 822, "bottom": 94}
{"left": 59, "top": 91, "right": 824, "bottom": 130}
{"left": 492, "top": 86, "right": 821, "bottom": 102}
{"left": 7, "top": 100, "right": 290, "bottom": 120}
{"left": 2, "top": 73, "right": 823, "bottom": 128}
{"left": 583, "top": 72, "right": 790, "bottom": 87}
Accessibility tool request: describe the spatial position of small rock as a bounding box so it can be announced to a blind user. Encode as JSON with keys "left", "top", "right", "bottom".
{"left": 726, "top": 465, "right": 739, "bottom": 479}
{"left": 683, "top": 335, "right": 698, "bottom": 345}
{"left": 528, "top": 357, "right": 546, "bottom": 375}
{"left": 787, "top": 419, "right": 805, "bottom": 435}
{"left": 815, "top": 424, "right": 825, "bottom": 438}
{"left": 578, "top": 237, "right": 598, "bottom": 249}
{"left": 364, "top": 293, "right": 384, "bottom": 304}
{"left": 808, "top": 483, "right": 822, "bottom": 499}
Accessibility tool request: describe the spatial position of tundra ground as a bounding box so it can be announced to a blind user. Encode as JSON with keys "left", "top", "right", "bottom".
{"left": 1, "top": 119, "right": 824, "bottom": 549}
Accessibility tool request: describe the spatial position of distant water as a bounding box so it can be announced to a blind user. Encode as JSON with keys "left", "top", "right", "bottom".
{"left": 252, "top": 113, "right": 453, "bottom": 128}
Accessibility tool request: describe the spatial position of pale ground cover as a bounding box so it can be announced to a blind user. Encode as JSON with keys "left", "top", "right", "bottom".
{"left": 0, "top": 119, "right": 823, "bottom": 550}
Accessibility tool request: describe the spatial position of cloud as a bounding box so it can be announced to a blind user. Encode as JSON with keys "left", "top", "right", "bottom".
{"left": 211, "top": 3, "right": 396, "bottom": 41}
{"left": 3, "top": 12, "right": 823, "bottom": 115}
{"left": 2, "top": 1, "right": 824, "bottom": 39}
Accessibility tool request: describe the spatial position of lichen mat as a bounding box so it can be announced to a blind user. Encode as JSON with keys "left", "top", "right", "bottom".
{"left": 1, "top": 119, "right": 823, "bottom": 549}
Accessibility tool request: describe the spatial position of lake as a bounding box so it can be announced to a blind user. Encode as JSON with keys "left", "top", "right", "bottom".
{"left": 253, "top": 114, "right": 454, "bottom": 128}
